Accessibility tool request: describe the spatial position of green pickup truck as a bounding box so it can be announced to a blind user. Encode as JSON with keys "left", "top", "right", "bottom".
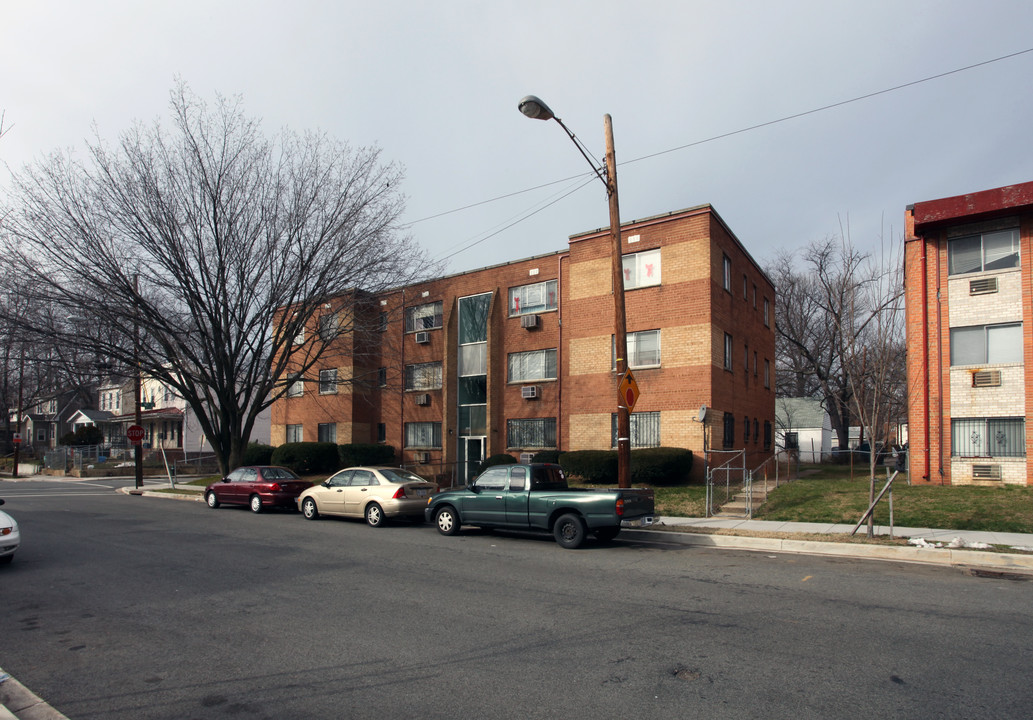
{"left": 424, "top": 463, "right": 655, "bottom": 549}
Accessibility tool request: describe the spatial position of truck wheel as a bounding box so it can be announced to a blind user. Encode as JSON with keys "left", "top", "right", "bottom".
{"left": 595, "top": 526, "right": 621, "bottom": 542}
{"left": 553, "top": 513, "right": 587, "bottom": 549}
{"left": 435, "top": 506, "right": 460, "bottom": 536}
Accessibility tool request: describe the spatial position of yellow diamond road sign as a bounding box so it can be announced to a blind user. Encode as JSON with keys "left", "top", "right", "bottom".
{"left": 617, "top": 369, "right": 639, "bottom": 413}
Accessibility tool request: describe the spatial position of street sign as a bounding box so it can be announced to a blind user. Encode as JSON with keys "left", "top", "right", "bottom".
{"left": 617, "top": 369, "right": 640, "bottom": 413}
{"left": 12, "top": 433, "right": 21, "bottom": 444}
{"left": 127, "top": 425, "right": 145, "bottom": 445}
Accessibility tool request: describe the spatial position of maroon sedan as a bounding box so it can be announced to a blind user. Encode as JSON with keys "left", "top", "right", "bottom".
{"left": 204, "top": 466, "right": 311, "bottom": 513}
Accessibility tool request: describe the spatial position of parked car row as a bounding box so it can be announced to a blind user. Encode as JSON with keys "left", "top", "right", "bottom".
{"left": 203, "top": 465, "right": 437, "bottom": 526}
{"left": 203, "top": 462, "right": 656, "bottom": 549}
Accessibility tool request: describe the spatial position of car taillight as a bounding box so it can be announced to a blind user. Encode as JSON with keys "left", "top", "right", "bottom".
{"left": 269, "top": 483, "right": 281, "bottom": 492}
{"left": 392, "top": 486, "right": 407, "bottom": 499}
{"left": 616, "top": 498, "right": 624, "bottom": 517}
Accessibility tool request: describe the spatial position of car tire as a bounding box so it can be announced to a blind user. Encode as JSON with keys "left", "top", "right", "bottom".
{"left": 434, "top": 506, "right": 460, "bottom": 536}
{"left": 205, "top": 492, "right": 220, "bottom": 509}
{"left": 301, "top": 497, "right": 319, "bottom": 520}
{"left": 249, "top": 495, "right": 263, "bottom": 514}
{"left": 365, "top": 503, "right": 384, "bottom": 527}
{"left": 553, "top": 513, "right": 587, "bottom": 549}
{"left": 594, "top": 526, "right": 621, "bottom": 542}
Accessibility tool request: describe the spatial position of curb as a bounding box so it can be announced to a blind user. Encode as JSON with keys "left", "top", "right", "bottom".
{"left": 0, "top": 669, "right": 69, "bottom": 720}
{"left": 628, "top": 528, "right": 1033, "bottom": 574}
{"left": 118, "top": 487, "right": 204, "bottom": 502}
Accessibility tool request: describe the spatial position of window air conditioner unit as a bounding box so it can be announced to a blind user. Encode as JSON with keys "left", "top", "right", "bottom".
{"left": 972, "top": 370, "right": 1002, "bottom": 388}
{"left": 521, "top": 314, "right": 540, "bottom": 329}
{"left": 521, "top": 385, "right": 539, "bottom": 400}
{"left": 415, "top": 451, "right": 431, "bottom": 464}
{"left": 969, "top": 277, "right": 998, "bottom": 295}
{"left": 972, "top": 464, "right": 1001, "bottom": 481}
{"left": 519, "top": 452, "right": 535, "bottom": 464}
{"left": 415, "top": 331, "right": 430, "bottom": 344}
{"left": 415, "top": 393, "right": 431, "bottom": 406}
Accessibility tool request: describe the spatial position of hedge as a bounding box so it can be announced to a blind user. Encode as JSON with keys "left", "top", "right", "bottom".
{"left": 476, "top": 453, "right": 517, "bottom": 475}
{"left": 270, "top": 442, "right": 340, "bottom": 475}
{"left": 338, "top": 443, "right": 396, "bottom": 468}
{"left": 243, "top": 443, "right": 274, "bottom": 466}
{"left": 559, "top": 447, "right": 693, "bottom": 486}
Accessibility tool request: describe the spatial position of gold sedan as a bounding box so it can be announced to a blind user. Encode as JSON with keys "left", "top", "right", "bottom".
{"left": 298, "top": 467, "right": 437, "bottom": 527}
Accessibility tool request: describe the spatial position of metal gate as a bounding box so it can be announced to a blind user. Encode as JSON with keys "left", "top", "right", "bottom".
{"left": 705, "top": 449, "right": 750, "bottom": 517}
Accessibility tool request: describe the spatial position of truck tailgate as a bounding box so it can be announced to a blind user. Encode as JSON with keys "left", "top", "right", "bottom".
{"left": 618, "top": 488, "right": 655, "bottom": 519}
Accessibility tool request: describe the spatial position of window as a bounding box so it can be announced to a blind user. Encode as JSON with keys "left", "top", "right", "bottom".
{"left": 319, "top": 368, "right": 338, "bottom": 395}
{"left": 948, "top": 228, "right": 1019, "bottom": 275}
{"left": 722, "top": 413, "right": 734, "bottom": 449}
{"left": 318, "top": 313, "right": 340, "bottom": 341}
{"left": 287, "top": 372, "right": 303, "bottom": 398}
{"left": 293, "top": 325, "right": 305, "bottom": 345}
{"left": 509, "top": 349, "right": 557, "bottom": 382}
{"left": 459, "top": 343, "right": 487, "bottom": 376}
{"left": 764, "top": 298, "right": 770, "bottom": 328}
{"left": 509, "top": 280, "right": 558, "bottom": 316}
{"left": 722, "top": 255, "right": 732, "bottom": 291}
{"left": 405, "top": 301, "right": 443, "bottom": 332}
{"left": 507, "top": 418, "right": 557, "bottom": 448}
{"left": 950, "top": 323, "right": 1022, "bottom": 365}
{"left": 378, "top": 367, "right": 387, "bottom": 387}
{"left": 724, "top": 333, "right": 733, "bottom": 371}
{"left": 753, "top": 418, "right": 759, "bottom": 443}
{"left": 744, "top": 344, "right": 749, "bottom": 373}
{"left": 611, "top": 411, "right": 660, "bottom": 448}
{"left": 377, "top": 423, "right": 386, "bottom": 443}
{"left": 612, "top": 330, "right": 661, "bottom": 369}
{"left": 743, "top": 274, "right": 748, "bottom": 300}
{"left": 753, "top": 284, "right": 757, "bottom": 309}
{"left": 286, "top": 424, "right": 303, "bottom": 443}
{"left": 623, "top": 249, "right": 661, "bottom": 289}
{"left": 378, "top": 311, "right": 388, "bottom": 332}
{"left": 764, "top": 421, "right": 772, "bottom": 450}
{"left": 474, "top": 467, "right": 510, "bottom": 491}
{"left": 318, "top": 423, "right": 337, "bottom": 443}
{"left": 764, "top": 359, "right": 770, "bottom": 388}
{"left": 743, "top": 416, "right": 749, "bottom": 444}
{"left": 753, "top": 351, "right": 758, "bottom": 376}
{"left": 951, "top": 417, "right": 1025, "bottom": 458}
{"left": 405, "top": 362, "right": 442, "bottom": 391}
{"left": 405, "top": 421, "right": 441, "bottom": 448}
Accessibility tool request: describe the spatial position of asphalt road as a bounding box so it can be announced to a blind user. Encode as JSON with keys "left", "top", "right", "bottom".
{"left": 1, "top": 478, "right": 1032, "bottom": 719}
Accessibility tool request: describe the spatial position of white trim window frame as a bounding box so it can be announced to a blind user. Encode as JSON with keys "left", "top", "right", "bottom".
{"left": 319, "top": 368, "right": 339, "bottom": 395}
{"left": 622, "top": 249, "right": 661, "bottom": 290}
{"left": 509, "top": 279, "right": 558, "bottom": 316}
{"left": 405, "top": 301, "right": 443, "bottom": 332}
{"left": 612, "top": 330, "right": 661, "bottom": 370}
{"left": 405, "top": 362, "right": 442, "bottom": 391}
{"left": 508, "top": 348, "right": 558, "bottom": 382}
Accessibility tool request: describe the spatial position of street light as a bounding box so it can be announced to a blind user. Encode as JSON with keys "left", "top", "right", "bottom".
{"left": 518, "top": 95, "right": 632, "bottom": 488}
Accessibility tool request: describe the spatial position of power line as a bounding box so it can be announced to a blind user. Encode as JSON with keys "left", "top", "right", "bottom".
{"left": 407, "top": 46, "right": 1033, "bottom": 233}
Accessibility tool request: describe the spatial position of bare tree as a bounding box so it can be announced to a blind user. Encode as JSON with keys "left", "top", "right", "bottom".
{"left": 1, "top": 82, "right": 430, "bottom": 474}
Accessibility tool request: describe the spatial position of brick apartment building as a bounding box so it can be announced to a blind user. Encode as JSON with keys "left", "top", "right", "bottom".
{"left": 272, "top": 204, "right": 776, "bottom": 485}
{"left": 904, "top": 181, "right": 1033, "bottom": 485}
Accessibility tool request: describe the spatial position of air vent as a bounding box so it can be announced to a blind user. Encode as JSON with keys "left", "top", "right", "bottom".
{"left": 414, "top": 331, "right": 430, "bottom": 344}
{"left": 972, "top": 370, "right": 1002, "bottom": 388}
{"left": 972, "top": 464, "right": 1001, "bottom": 481}
{"left": 519, "top": 453, "right": 535, "bottom": 464}
{"left": 520, "top": 314, "right": 540, "bottom": 329}
{"left": 414, "top": 393, "right": 431, "bottom": 406}
{"left": 414, "top": 451, "right": 431, "bottom": 464}
{"left": 520, "top": 385, "right": 539, "bottom": 399}
{"left": 969, "top": 277, "right": 998, "bottom": 295}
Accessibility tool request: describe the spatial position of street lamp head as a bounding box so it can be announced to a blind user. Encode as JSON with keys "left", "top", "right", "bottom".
{"left": 518, "top": 95, "right": 555, "bottom": 121}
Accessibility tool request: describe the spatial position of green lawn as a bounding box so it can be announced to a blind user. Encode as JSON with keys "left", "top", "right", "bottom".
{"left": 754, "top": 473, "right": 1033, "bottom": 533}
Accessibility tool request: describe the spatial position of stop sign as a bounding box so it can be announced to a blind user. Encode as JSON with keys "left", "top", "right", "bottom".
{"left": 127, "top": 425, "right": 145, "bottom": 444}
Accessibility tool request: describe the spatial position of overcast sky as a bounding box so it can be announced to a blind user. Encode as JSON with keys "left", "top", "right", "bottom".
{"left": 4, "top": 1, "right": 1033, "bottom": 276}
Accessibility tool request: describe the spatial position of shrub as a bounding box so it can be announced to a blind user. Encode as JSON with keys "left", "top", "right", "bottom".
{"left": 531, "top": 450, "right": 563, "bottom": 464}
{"left": 560, "top": 450, "right": 617, "bottom": 484}
{"left": 560, "top": 447, "right": 694, "bottom": 486}
{"left": 338, "top": 443, "right": 396, "bottom": 468}
{"left": 630, "top": 447, "right": 693, "bottom": 486}
{"left": 242, "top": 442, "right": 274, "bottom": 466}
{"left": 476, "top": 453, "right": 517, "bottom": 475}
{"left": 61, "top": 425, "right": 105, "bottom": 447}
{"left": 270, "top": 442, "right": 339, "bottom": 475}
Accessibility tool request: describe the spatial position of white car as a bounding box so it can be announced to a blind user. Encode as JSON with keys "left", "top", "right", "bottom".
{"left": 0, "top": 499, "right": 20, "bottom": 565}
{"left": 298, "top": 467, "right": 437, "bottom": 527}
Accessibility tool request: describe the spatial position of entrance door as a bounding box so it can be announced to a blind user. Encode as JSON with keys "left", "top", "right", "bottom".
{"left": 462, "top": 437, "right": 484, "bottom": 485}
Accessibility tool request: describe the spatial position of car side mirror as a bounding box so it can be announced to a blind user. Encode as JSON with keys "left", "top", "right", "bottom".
{"left": 469, "top": 484, "right": 480, "bottom": 493}
{"left": 221, "top": 478, "right": 231, "bottom": 483}
{"left": 323, "top": 480, "right": 332, "bottom": 488}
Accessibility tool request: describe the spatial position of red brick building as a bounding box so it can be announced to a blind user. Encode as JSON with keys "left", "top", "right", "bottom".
{"left": 272, "top": 204, "right": 775, "bottom": 485}
{"left": 905, "top": 181, "right": 1033, "bottom": 485}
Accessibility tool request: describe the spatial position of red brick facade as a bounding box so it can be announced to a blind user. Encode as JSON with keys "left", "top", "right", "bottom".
{"left": 905, "top": 181, "right": 1033, "bottom": 485}
{"left": 272, "top": 205, "right": 775, "bottom": 484}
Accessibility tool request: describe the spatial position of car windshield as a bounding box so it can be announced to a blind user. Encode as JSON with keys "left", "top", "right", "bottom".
{"left": 378, "top": 468, "right": 428, "bottom": 484}
{"left": 262, "top": 468, "right": 301, "bottom": 480}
